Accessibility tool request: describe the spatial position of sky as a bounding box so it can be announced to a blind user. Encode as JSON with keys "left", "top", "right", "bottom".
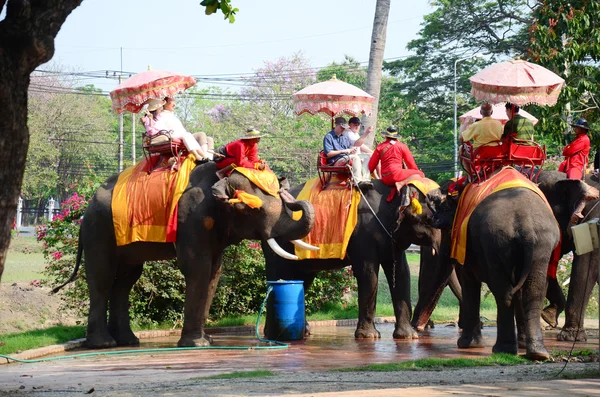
{"left": 44, "top": 0, "right": 434, "bottom": 92}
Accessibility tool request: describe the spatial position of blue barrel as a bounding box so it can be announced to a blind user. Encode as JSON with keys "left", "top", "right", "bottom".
{"left": 265, "top": 280, "right": 305, "bottom": 341}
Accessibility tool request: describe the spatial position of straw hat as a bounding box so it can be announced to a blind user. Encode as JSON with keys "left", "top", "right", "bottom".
{"left": 240, "top": 128, "right": 264, "bottom": 140}
{"left": 146, "top": 98, "right": 166, "bottom": 112}
{"left": 381, "top": 126, "right": 399, "bottom": 139}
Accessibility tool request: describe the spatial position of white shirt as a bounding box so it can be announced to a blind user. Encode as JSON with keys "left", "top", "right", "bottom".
{"left": 159, "top": 110, "right": 188, "bottom": 139}
{"left": 344, "top": 129, "right": 361, "bottom": 154}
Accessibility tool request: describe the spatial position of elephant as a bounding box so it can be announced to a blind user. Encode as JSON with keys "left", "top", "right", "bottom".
{"left": 394, "top": 182, "right": 561, "bottom": 360}
{"left": 55, "top": 162, "right": 316, "bottom": 348}
{"left": 536, "top": 171, "right": 600, "bottom": 341}
{"left": 407, "top": 172, "right": 599, "bottom": 337}
{"left": 262, "top": 179, "right": 424, "bottom": 340}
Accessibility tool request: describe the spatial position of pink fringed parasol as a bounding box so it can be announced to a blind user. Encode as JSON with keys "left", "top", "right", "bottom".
{"left": 110, "top": 70, "right": 196, "bottom": 114}
{"left": 459, "top": 103, "right": 538, "bottom": 126}
{"left": 293, "top": 76, "right": 374, "bottom": 118}
{"left": 469, "top": 59, "right": 564, "bottom": 106}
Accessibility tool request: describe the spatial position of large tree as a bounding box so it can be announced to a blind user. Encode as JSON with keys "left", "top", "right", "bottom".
{"left": 0, "top": 1, "right": 235, "bottom": 282}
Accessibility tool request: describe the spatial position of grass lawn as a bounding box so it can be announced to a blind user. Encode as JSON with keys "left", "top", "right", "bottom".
{"left": 3, "top": 236, "right": 45, "bottom": 282}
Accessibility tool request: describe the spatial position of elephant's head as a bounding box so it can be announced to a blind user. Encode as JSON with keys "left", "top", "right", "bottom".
{"left": 393, "top": 184, "right": 454, "bottom": 252}
{"left": 537, "top": 171, "right": 600, "bottom": 233}
{"left": 211, "top": 171, "right": 316, "bottom": 260}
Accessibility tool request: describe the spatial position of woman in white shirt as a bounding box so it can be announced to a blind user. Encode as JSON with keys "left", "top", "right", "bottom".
{"left": 159, "top": 97, "right": 209, "bottom": 162}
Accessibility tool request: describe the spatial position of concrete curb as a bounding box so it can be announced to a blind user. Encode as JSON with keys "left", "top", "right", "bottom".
{"left": 0, "top": 316, "right": 398, "bottom": 364}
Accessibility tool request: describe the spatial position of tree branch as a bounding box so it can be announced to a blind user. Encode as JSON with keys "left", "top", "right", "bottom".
{"left": 497, "top": 0, "right": 533, "bottom": 25}
{"left": 0, "top": 0, "right": 83, "bottom": 73}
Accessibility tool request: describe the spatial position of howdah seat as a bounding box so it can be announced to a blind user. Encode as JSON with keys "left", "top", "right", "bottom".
{"left": 317, "top": 150, "right": 352, "bottom": 187}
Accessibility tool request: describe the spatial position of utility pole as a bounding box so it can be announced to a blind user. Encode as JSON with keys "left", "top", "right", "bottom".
{"left": 118, "top": 74, "right": 124, "bottom": 172}
{"left": 132, "top": 114, "right": 136, "bottom": 164}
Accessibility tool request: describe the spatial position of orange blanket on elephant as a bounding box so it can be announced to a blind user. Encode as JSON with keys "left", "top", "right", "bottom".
{"left": 292, "top": 177, "right": 360, "bottom": 259}
{"left": 112, "top": 155, "right": 196, "bottom": 246}
{"left": 451, "top": 167, "right": 550, "bottom": 265}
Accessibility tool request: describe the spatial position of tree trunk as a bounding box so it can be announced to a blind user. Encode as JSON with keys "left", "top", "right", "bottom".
{"left": 363, "top": 0, "right": 390, "bottom": 149}
{"left": 0, "top": 0, "right": 84, "bottom": 282}
{"left": 0, "top": 62, "right": 30, "bottom": 281}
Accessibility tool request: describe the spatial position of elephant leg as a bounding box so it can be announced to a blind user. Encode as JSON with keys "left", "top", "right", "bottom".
{"left": 456, "top": 266, "right": 483, "bottom": 349}
{"left": 178, "top": 253, "right": 214, "bottom": 347}
{"left": 382, "top": 253, "right": 417, "bottom": 339}
{"left": 518, "top": 273, "right": 549, "bottom": 361}
{"left": 411, "top": 247, "right": 454, "bottom": 331}
{"left": 558, "top": 252, "right": 598, "bottom": 342}
{"left": 200, "top": 255, "right": 223, "bottom": 345}
{"left": 352, "top": 260, "right": 380, "bottom": 339}
{"left": 108, "top": 264, "right": 144, "bottom": 346}
{"left": 542, "top": 276, "right": 565, "bottom": 328}
{"left": 85, "top": 252, "right": 118, "bottom": 349}
{"left": 514, "top": 289, "right": 527, "bottom": 349}
{"left": 448, "top": 267, "right": 462, "bottom": 302}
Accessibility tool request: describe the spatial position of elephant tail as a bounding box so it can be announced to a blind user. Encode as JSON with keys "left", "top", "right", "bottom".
{"left": 505, "top": 242, "right": 534, "bottom": 306}
{"left": 51, "top": 228, "right": 84, "bottom": 294}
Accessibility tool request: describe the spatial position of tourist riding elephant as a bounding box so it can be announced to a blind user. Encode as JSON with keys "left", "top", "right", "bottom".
{"left": 55, "top": 162, "right": 315, "bottom": 348}
{"left": 395, "top": 183, "right": 561, "bottom": 360}
{"left": 536, "top": 171, "right": 600, "bottom": 341}
{"left": 263, "top": 179, "right": 427, "bottom": 340}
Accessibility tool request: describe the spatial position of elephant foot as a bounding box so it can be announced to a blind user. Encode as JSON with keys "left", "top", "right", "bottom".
{"left": 524, "top": 339, "right": 549, "bottom": 361}
{"left": 86, "top": 331, "right": 118, "bottom": 349}
{"left": 354, "top": 324, "right": 381, "bottom": 339}
{"left": 492, "top": 341, "right": 518, "bottom": 355}
{"left": 178, "top": 333, "right": 213, "bottom": 347}
{"left": 457, "top": 332, "right": 484, "bottom": 349}
{"left": 541, "top": 305, "right": 560, "bottom": 328}
{"left": 557, "top": 327, "right": 588, "bottom": 342}
{"left": 394, "top": 324, "right": 419, "bottom": 339}
{"left": 108, "top": 326, "right": 140, "bottom": 346}
{"left": 305, "top": 322, "right": 312, "bottom": 337}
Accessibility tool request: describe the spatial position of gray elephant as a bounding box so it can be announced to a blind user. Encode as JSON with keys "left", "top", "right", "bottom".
{"left": 56, "top": 162, "right": 315, "bottom": 348}
{"left": 395, "top": 182, "right": 560, "bottom": 360}
{"left": 263, "top": 179, "right": 432, "bottom": 340}
{"left": 536, "top": 171, "right": 600, "bottom": 341}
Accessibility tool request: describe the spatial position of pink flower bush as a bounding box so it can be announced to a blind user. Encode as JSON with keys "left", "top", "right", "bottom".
{"left": 52, "top": 251, "right": 63, "bottom": 261}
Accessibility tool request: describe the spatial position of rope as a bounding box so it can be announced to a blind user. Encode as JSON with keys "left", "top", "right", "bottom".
{"left": 348, "top": 167, "right": 394, "bottom": 240}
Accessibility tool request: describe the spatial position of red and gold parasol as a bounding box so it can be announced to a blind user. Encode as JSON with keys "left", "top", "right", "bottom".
{"left": 110, "top": 70, "right": 196, "bottom": 114}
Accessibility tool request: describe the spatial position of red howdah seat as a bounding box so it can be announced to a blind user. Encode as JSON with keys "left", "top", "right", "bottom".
{"left": 142, "top": 130, "right": 188, "bottom": 171}
{"left": 461, "top": 136, "right": 546, "bottom": 182}
{"left": 317, "top": 150, "right": 352, "bottom": 187}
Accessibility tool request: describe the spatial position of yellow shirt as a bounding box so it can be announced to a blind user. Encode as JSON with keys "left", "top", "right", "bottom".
{"left": 461, "top": 117, "right": 503, "bottom": 148}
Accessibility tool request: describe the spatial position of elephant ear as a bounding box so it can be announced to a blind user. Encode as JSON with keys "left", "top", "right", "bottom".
{"left": 552, "top": 179, "right": 599, "bottom": 225}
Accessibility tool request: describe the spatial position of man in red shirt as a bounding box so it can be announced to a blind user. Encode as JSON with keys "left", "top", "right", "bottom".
{"left": 215, "top": 128, "right": 266, "bottom": 179}
{"left": 559, "top": 118, "right": 591, "bottom": 180}
{"left": 368, "top": 126, "right": 424, "bottom": 191}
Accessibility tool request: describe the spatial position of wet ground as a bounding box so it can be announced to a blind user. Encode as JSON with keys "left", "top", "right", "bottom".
{"left": 0, "top": 323, "right": 598, "bottom": 395}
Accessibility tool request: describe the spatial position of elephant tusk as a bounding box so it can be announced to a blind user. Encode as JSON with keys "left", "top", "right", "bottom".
{"left": 291, "top": 239, "right": 320, "bottom": 251}
{"left": 267, "top": 238, "right": 298, "bottom": 261}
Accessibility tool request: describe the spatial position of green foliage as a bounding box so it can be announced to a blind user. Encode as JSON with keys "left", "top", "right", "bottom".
{"left": 529, "top": 0, "right": 600, "bottom": 141}
{"left": 200, "top": 0, "right": 238, "bottom": 23}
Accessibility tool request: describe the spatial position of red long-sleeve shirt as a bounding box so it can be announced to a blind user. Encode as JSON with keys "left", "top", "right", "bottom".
{"left": 368, "top": 138, "right": 423, "bottom": 186}
{"left": 559, "top": 133, "right": 590, "bottom": 180}
{"left": 216, "top": 139, "right": 261, "bottom": 170}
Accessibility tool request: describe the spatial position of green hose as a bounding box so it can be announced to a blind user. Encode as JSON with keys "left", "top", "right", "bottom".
{"left": 0, "top": 285, "right": 287, "bottom": 364}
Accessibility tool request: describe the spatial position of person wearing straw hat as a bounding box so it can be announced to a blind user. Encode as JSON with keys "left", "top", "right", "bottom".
{"left": 559, "top": 117, "right": 591, "bottom": 180}
{"left": 215, "top": 128, "right": 267, "bottom": 179}
{"left": 368, "top": 126, "right": 424, "bottom": 191}
{"left": 140, "top": 98, "right": 167, "bottom": 137}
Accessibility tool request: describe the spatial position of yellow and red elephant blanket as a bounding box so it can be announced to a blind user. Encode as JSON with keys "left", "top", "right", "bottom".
{"left": 292, "top": 177, "right": 361, "bottom": 260}
{"left": 450, "top": 167, "right": 551, "bottom": 265}
{"left": 112, "top": 155, "right": 196, "bottom": 246}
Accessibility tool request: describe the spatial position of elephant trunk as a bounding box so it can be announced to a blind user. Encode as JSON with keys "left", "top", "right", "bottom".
{"left": 271, "top": 198, "right": 315, "bottom": 241}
